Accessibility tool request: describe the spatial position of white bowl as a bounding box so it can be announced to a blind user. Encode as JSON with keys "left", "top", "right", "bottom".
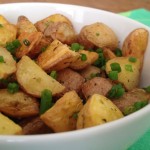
{"left": 0, "top": 3, "right": 150, "bottom": 150}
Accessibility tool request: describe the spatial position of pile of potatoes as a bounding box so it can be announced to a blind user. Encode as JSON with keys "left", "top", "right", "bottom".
{"left": 0, "top": 13, "right": 149, "bottom": 135}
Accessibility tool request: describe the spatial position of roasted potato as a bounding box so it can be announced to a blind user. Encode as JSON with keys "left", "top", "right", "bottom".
{"left": 77, "top": 94, "right": 123, "bottom": 129}
{"left": 0, "top": 113, "right": 22, "bottom": 135}
{"left": 17, "top": 15, "right": 37, "bottom": 36}
{"left": 105, "top": 57, "right": 141, "bottom": 91}
{"left": 0, "top": 89, "right": 39, "bottom": 118}
{"left": 16, "top": 32, "right": 43, "bottom": 58}
{"left": 122, "top": 28, "right": 149, "bottom": 68}
{"left": 57, "top": 68, "right": 85, "bottom": 93}
{"left": 19, "top": 117, "right": 52, "bottom": 135}
{"left": 0, "top": 47, "right": 16, "bottom": 79}
{"left": 81, "top": 77, "right": 113, "bottom": 99}
{"left": 79, "top": 65, "right": 101, "bottom": 80}
{"left": 16, "top": 56, "right": 65, "bottom": 97}
{"left": 78, "top": 22, "right": 118, "bottom": 50}
{"left": 70, "top": 50, "right": 99, "bottom": 70}
{"left": 41, "top": 91, "right": 83, "bottom": 132}
{"left": 37, "top": 40, "right": 80, "bottom": 72}
{"left": 113, "top": 88, "right": 150, "bottom": 114}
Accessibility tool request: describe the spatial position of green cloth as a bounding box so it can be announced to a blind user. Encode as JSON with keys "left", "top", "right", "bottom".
{"left": 120, "top": 8, "right": 150, "bottom": 150}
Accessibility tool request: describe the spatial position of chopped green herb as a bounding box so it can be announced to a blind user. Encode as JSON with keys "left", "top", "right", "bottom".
{"left": 108, "top": 71, "right": 118, "bottom": 80}
{"left": 50, "top": 70, "right": 57, "bottom": 79}
{"left": 5, "top": 39, "right": 21, "bottom": 54}
{"left": 40, "top": 89, "right": 53, "bottom": 114}
{"left": 110, "top": 63, "right": 121, "bottom": 73}
{"left": 125, "top": 64, "right": 133, "bottom": 72}
{"left": 23, "top": 39, "right": 30, "bottom": 46}
{"left": 81, "top": 53, "right": 87, "bottom": 61}
{"left": 129, "top": 57, "right": 137, "bottom": 63}
{"left": 96, "top": 32, "right": 100, "bottom": 36}
{"left": 0, "top": 56, "right": 4, "bottom": 63}
{"left": 71, "top": 43, "right": 84, "bottom": 52}
{"left": 115, "top": 48, "right": 122, "bottom": 57}
{"left": 0, "top": 24, "right": 3, "bottom": 27}
{"left": 107, "top": 84, "right": 125, "bottom": 99}
{"left": 143, "top": 85, "right": 150, "bottom": 93}
{"left": 7, "top": 82, "right": 19, "bottom": 94}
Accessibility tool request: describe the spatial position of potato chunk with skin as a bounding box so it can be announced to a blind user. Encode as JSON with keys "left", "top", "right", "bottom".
{"left": 17, "top": 15, "right": 37, "bottom": 36}
{"left": 70, "top": 50, "right": 99, "bottom": 70}
{"left": 81, "top": 77, "right": 113, "bottom": 99}
{"left": 77, "top": 94, "right": 123, "bottom": 129}
{"left": 57, "top": 68, "right": 85, "bottom": 93}
{"left": 78, "top": 22, "right": 118, "bottom": 50}
{"left": 122, "top": 28, "right": 149, "bottom": 68}
{"left": 0, "top": 47, "right": 16, "bottom": 79}
{"left": 105, "top": 57, "right": 140, "bottom": 91}
{"left": 16, "top": 56, "right": 65, "bottom": 97}
{"left": 37, "top": 40, "right": 80, "bottom": 72}
{"left": 41, "top": 91, "right": 83, "bottom": 132}
{"left": 0, "top": 89, "right": 39, "bottom": 118}
{"left": 0, "top": 113, "right": 22, "bottom": 135}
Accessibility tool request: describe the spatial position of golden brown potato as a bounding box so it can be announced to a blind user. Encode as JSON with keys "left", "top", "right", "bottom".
{"left": 81, "top": 77, "right": 113, "bottom": 99}
{"left": 103, "top": 48, "right": 116, "bottom": 60}
{"left": 0, "top": 24, "right": 17, "bottom": 46}
{"left": 77, "top": 94, "right": 123, "bottom": 129}
{"left": 70, "top": 50, "right": 99, "bottom": 70}
{"left": 16, "top": 32, "right": 43, "bottom": 58}
{"left": 17, "top": 15, "right": 37, "bottom": 36}
{"left": 78, "top": 22, "right": 118, "bottom": 50}
{"left": 105, "top": 57, "right": 141, "bottom": 91}
{"left": 0, "top": 89, "right": 39, "bottom": 118}
{"left": 16, "top": 56, "right": 65, "bottom": 97}
{"left": 79, "top": 65, "right": 101, "bottom": 80}
{"left": 19, "top": 117, "right": 52, "bottom": 135}
{"left": 122, "top": 28, "right": 149, "bottom": 68}
{"left": 35, "top": 13, "right": 73, "bottom": 33}
{"left": 57, "top": 68, "right": 85, "bottom": 93}
{"left": 41, "top": 91, "right": 83, "bottom": 132}
{"left": 0, "top": 113, "right": 22, "bottom": 135}
{"left": 113, "top": 88, "right": 150, "bottom": 113}
{"left": 0, "top": 47, "right": 16, "bottom": 79}
{"left": 37, "top": 40, "right": 80, "bottom": 72}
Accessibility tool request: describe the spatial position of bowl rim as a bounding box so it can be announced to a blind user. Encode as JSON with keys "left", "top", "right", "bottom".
{"left": 0, "top": 2, "right": 150, "bottom": 142}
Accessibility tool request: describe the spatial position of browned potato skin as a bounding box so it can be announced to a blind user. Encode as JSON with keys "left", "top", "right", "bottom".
{"left": 19, "top": 117, "right": 53, "bottom": 135}
{"left": 16, "top": 32, "right": 43, "bottom": 58}
{"left": 79, "top": 65, "right": 101, "bottom": 80}
{"left": 0, "top": 89, "right": 39, "bottom": 118}
{"left": 41, "top": 91, "right": 83, "bottom": 132}
{"left": 113, "top": 88, "right": 150, "bottom": 113}
{"left": 70, "top": 50, "right": 99, "bottom": 70}
{"left": 81, "top": 77, "right": 113, "bottom": 99}
{"left": 122, "top": 28, "right": 149, "bottom": 68}
{"left": 78, "top": 22, "right": 118, "bottom": 50}
{"left": 57, "top": 68, "right": 85, "bottom": 93}
{"left": 17, "top": 16, "right": 37, "bottom": 36}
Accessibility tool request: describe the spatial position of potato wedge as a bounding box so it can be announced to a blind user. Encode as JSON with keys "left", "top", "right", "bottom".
{"left": 0, "top": 113, "right": 22, "bottom": 135}
{"left": 0, "top": 47, "right": 16, "bottom": 79}
{"left": 70, "top": 50, "right": 99, "bottom": 70}
{"left": 17, "top": 15, "right": 37, "bottom": 36}
{"left": 41, "top": 91, "right": 83, "bottom": 132}
{"left": 77, "top": 94, "right": 123, "bottom": 129}
{"left": 16, "top": 32, "right": 43, "bottom": 58}
{"left": 16, "top": 56, "right": 65, "bottom": 97}
{"left": 0, "top": 89, "right": 39, "bottom": 118}
{"left": 78, "top": 22, "right": 118, "bottom": 50}
{"left": 105, "top": 57, "right": 140, "bottom": 91}
{"left": 0, "top": 24, "right": 17, "bottom": 46}
{"left": 122, "top": 28, "right": 149, "bottom": 68}
{"left": 37, "top": 40, "right": 80, "bottom": 72}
